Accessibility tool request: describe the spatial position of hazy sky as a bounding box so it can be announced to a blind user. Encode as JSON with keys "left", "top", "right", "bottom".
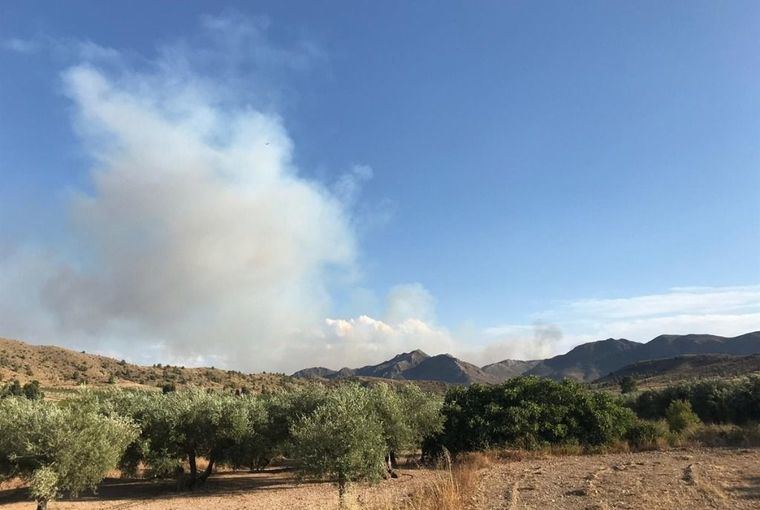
{"left": 1, "top": 1, "right": 759, "bottom": 372}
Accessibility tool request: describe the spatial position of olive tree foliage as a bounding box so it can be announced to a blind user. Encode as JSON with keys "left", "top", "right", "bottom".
{"left": 291, "top": 384, "right": 386, "bottom": 505}
{"left": 251, "top": 385, "right": 328, "bottom": 467}
{"left": 0, "top": 397, "right": 137, "bottom": 510}
{"left": 104, "top": 388, "right": 250, "bottom": 488}
{"left": 369, "top": 383, "right": 443, "bottom": 471}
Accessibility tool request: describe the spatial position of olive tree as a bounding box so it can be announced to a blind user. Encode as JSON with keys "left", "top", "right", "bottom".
{"left": 369, "top": 383, "right": 444, "bottom": 473}
{"left": 0, "top": 397, "right": 137, "bottom": 510}
{"left": 105, "top": 388, "right": 249, "bottom": 488}
{"left": 291, "top": 384, "right": 386, "bottom": 507}
{"left": 225, "top": 394, "right": 269, "bottom": 471}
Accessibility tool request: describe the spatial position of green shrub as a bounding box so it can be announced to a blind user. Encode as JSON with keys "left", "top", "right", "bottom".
{"left": 664, "top": 400, "right": 701, "bottom": 433}
{"left": 430, "top": 377, "right": 635, "bottom": 454}
{"left": 23, "top": 380, "right": 43, "bottom": 400}
{"left": 625, "top": 419, "right": 668, "bottom": 450}
{"left": 632, "top": 376, "right": 760, "bottom": 424}
{"left": 619, "top": 376, "right": 637, "bottom": 394}
{"left": 689, "top": 422, "right": 760, "bottom": 447}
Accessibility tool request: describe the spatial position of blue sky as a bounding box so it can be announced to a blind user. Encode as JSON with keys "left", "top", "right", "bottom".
{"left": 1, "top": 1, "right": 758, "bottom": 371}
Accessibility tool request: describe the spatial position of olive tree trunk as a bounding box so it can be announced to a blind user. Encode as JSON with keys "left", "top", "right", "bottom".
{"left": 187, "top": 451, "right": 198, "bottom": 490}
{"left": 337, "top": 472, "right": 348, "bottom": 509}
{"left": 199, "top": 457, "right": 215, "bottom": 483}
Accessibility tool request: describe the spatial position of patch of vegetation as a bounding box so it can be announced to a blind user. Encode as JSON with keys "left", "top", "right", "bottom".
{"left": 0, "top": 397, "right": 137, "bottom": 510}
{"left": 631, "top": 375, "right": 760, "bottom": 424}
{"left": 1, "top": 379, "right": 43, "bottom": 400}
{"left": 619, "top": 376, "right": 637, "bottom": 394}
{"left": 426, "top": 376, "right": 636, "bottom": 455}
{"left": 664, "top": 400, "right": 701, "bottom": 433}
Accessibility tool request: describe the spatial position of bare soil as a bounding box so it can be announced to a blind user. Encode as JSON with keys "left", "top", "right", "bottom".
{"left": 473, "top": 447, "right": 760, "bottom": 510}
{"left": 0, "top": 466, "right": 439, "bottom": 510}
{"left": 2, "top": 448, "right": 758, "bottom": 509}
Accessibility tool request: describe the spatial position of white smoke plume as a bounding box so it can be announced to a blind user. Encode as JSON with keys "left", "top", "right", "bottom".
{"left": 1, "top": 15, "right": 362, "bottom": 371}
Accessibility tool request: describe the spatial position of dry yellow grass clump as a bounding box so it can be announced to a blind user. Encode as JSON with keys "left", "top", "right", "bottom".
{"left": 369, "top": 451, "right": 493, "bottom": 510}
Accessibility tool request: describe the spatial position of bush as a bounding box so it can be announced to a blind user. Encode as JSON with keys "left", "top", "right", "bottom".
{"left": 1, "top": 379, "right": 23, "bottom": 398}
{"left": 23, "top": 380, "right": 43, "bottom": 400}
{"left": 665, "top": 400, "right": 701, "bottom": 434}
{"left": 0, "top": 397, "right": 138, "bottom": 510}
{"left": 619, "top": 376, "right": 637, "bottom": 394}
{"left": 632, "top": 376, "right": 760, "bottom": 424}
{"left": 430, "top": 377, "right": 635, "bottom": 455}
{"left": 689, "top": 423, "right": 760, "bottom": 447}
{"left": 625, "top": 419, "right": 668, "bottom": 450}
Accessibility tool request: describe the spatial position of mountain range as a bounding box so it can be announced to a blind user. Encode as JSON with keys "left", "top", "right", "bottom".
{"left": 293, "top": 331, "right": 760, "bottom": 384}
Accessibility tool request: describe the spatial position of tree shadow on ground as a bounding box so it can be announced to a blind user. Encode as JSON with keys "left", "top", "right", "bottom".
{"left": 732, "top": 475, "right": 760, "bottom": 500}
{"left": 0, "top": 467, "right": 326, "bottom": 505}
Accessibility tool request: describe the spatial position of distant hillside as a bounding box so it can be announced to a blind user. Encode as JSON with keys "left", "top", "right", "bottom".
{"left": 355, "top": 349, "right": 430, "bottom": 379}
{"left": 402, "top": 354, "right": 500, "bottom": 384}
{"left": 294, "top": 331, "right": 760, "bottom": 384}
{"left": 291, "top": 366, "right": 337, "bottom": 379}
{"left": 481, "top": 359, "right": 540, "bottom": 380}
{"left": 0, "top": 337, "right": 307, "bottom": 393}
{"left": 526, "top": 338, "right": 643, "bottom": 381}
{"left": 295, "top": 350, "right": 499, "bottom": 384}
{"left": 594, "top": 353, "right": 760, "bottom": 387}
{"left": 526, "top": 331, "right": 760, "bottom": 381}
{"left": 7, "top": 331, "right": 760, "bottom": 390}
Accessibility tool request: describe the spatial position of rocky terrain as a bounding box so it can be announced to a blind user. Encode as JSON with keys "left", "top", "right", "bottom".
{"left": 474, "top": 448, "right": 760, "bottom": 510}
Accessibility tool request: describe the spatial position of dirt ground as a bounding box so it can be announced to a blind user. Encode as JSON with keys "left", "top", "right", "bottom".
{"left": 1, "top": 448, "right": 758, "bottom": 510}
{"left": 473, "top": 447, "right": 760, "bottom": 510}
{"left": 0, "top": 466, "right": 439, "bottom": 510}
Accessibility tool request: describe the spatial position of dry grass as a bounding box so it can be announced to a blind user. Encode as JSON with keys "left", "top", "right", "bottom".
{"left": 367, "top": 451, "right": 493, "bottom": 510}
{"left": 689, "top": 422, "right": 760, "bottom": 447}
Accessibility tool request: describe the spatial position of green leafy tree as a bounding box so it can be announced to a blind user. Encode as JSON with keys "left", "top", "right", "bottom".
{"left": 107, "top": 388, "right": 249, "bottom": 488}
{"left": 226, "top": 395, "right": 269, "bottom": 471}
{"left": 619, "top": 376, "right": 637, "bottom": 394}
{"left": 430, "top": 377, "right": 635, "bottom": 454}
{"left": 0, "top": 397, "right": 137, "bottom": 510}
{"left": 243, "top": 386, "right": 328, "bottom": 470}
{"left": 291, "top": 384, "right": 386, "bottom": 507}
{"left": 632, "top": 375, "right": 760, "bottom": 425}
{"left": 1, "top": 379, "right": 23, "bottom": 398}
{"left": 665, "top": 399, "right": 701, "bottom": 433}
{"left": 370, "top": 383, "right": 443, "bottom": 472}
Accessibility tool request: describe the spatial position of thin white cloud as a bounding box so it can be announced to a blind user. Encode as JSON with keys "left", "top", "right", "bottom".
{"left": 3, "top": 37, "right": 39, "bottom": 53}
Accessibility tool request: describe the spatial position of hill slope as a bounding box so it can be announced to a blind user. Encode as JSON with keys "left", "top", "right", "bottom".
{"left": 0, "top": 337, "right": 306, "bottom": 393}
{"left": 525, "top": 331, "right": 760, "bottom": 381}
{"left": 481, "top": 359, "right": 540, "bottom": 379}
{"left": 402, "top": 354, "right": 500, "bottom": 384}
{"left": 593, "top": 353, "right": 760, "bottom": 387}
{"left": 295, "top": 350, "right": 498, "bottom": 384}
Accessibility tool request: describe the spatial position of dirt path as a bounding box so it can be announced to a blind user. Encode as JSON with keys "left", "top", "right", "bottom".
{"left": 473, "top": 448, "right": 760, "bottom": 510}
